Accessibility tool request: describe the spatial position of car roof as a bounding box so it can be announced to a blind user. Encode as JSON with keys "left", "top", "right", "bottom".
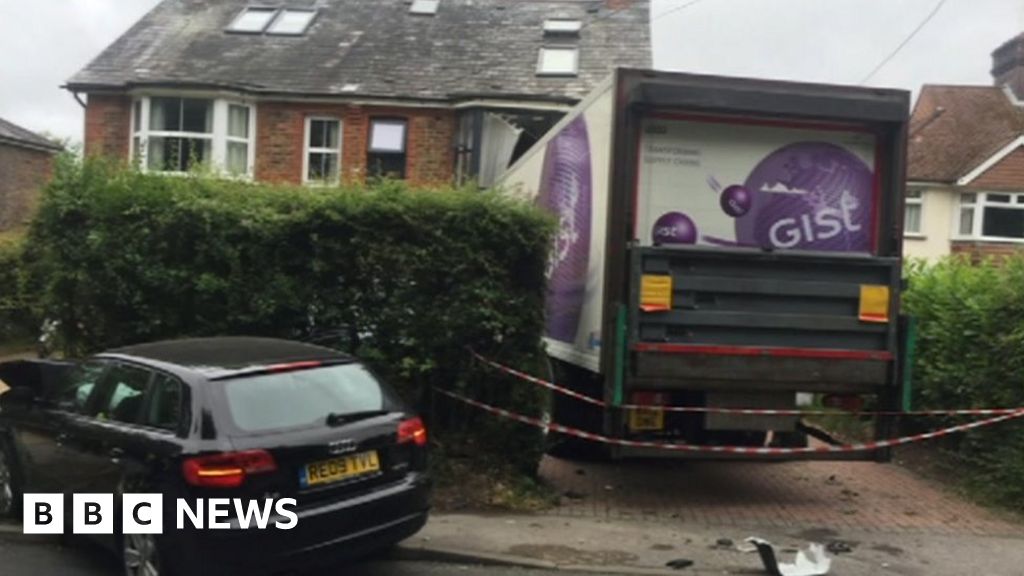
{"left": 103, "top": 337, "right": 352, "bottom": 380}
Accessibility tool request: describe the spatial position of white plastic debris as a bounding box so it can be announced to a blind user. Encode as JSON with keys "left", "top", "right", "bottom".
{"left": 746, "top": 538, "right": 832, "bottom": 576}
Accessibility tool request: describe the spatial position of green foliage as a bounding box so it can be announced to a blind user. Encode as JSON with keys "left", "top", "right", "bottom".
{"left": 26, "top": 157, "right": 555, "bottom": 471}
{"left": 903, "top": 256, "right": 1024, "bottom": 510}
{"left": 0, "top": 232, "right": 36, "bottom": 343}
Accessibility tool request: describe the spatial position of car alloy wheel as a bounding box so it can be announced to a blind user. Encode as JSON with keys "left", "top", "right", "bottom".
{"left": 0, "top": 449, "right": 13, "bottom": 516}
{"left": 123, "top": 532, "right": 160, "bottom": 576}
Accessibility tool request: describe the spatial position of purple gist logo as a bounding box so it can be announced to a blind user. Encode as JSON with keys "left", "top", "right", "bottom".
{"left": 735, "top": 142, "right": 874, "bottom": 252}
{"left": 537, "top": 117, "right": 592, "bottom": 343}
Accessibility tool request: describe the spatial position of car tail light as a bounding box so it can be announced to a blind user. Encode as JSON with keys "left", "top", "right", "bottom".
{"left": 182, "top": 450, "right": 277, "bottom": 488}
{"left": 398, "top": 417, "right": 428, "bottom": 447}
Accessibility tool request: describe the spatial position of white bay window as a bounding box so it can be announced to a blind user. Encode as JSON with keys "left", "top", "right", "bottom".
{"left": 957, "top": 191, "right": 1024, "bottom": 241}
{"left": 131, "top": 96, "right": 255, "bottom": 177}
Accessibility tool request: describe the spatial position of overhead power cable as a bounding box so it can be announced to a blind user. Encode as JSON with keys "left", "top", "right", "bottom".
{"left": 859, "top": 0, "right": 949, "bottom": 85}
{"left": 650, "top": 0, "right": 707, "bottom": 23}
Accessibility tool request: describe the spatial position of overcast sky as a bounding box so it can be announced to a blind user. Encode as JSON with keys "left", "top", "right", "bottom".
{"left": 1, "top": 0, "right": 1022, "bottom": 144}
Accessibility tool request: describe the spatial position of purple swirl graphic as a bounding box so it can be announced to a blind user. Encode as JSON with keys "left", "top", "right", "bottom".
{"left": 735, "top": 142, "right": 874, "bottom": 252}
{"left": 537, "top": 117, "right": 592, "bottom": 343}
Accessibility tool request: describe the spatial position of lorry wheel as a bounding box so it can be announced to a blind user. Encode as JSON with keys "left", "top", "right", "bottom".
{"left": 771, "top": 431, "right": 809, "bottom": 448}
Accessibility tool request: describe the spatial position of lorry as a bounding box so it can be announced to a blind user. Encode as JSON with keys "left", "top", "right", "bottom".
{"left": 497, "top": 68, "right": 911, "bottom": 460}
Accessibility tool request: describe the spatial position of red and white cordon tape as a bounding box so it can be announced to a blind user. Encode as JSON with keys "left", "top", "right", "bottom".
{"left": 469, "top": 350, "right": 1023, "bottom": 418}
{"left": 434, "top": 387, "right": 1024, "bottom": 455}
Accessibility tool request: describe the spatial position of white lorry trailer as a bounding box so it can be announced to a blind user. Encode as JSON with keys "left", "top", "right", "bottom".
{"left": 498, "top": 68, "right": 911, "bottom": 460}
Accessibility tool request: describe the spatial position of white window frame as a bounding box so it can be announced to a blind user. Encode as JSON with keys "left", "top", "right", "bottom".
{"left": 226, "top": 6, "right": 280, "bottom": 34}
{"left": 129, "top": 95, "right": 256, "bottom": 179}
{"left": 224, "top": 103, "right": 255, "bottom": 177}
{"left": 543, "top": 19, "right": 583, "bottom": 35}
{"left": 266, "top": 8, "right": 318, "bottom": 35}
{"left": 953, "top": 191, "right": 1024, "bottom": 244}
{"left": 537, "top": 47, "right": 579, "bottom": 76}
{"left": 302, "top": 117, "right": 343, "bottom": 186}
{"left": 409, "top": 0, "right": 440, "bottom": 15}
{"left": 903, "top": 188, "right": 924, "bottom": 237}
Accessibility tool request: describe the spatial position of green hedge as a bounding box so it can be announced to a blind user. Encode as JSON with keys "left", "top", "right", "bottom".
{"left": 0, "top": 233, "right": 35, "bottom": 343}
{"left": 903, "top": 256, "right": 1024, "bottom": 510}
{"left": 26, "top": 157, "right": 554, "bottom": 471}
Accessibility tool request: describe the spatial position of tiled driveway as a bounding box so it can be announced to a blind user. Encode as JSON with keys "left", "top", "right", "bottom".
{"left": 539, "top": 449, "right": 1020, "bottom": 536}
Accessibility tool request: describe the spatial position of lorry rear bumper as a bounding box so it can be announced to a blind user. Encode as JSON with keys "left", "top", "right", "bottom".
{"left": 631, "top": 349, "right": 892, "bottom": 394}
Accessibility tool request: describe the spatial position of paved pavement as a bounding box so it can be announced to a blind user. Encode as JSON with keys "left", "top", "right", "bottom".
{"left": 538, "top": 452, "right": 1021, "bottom": 536}
{"left": 406, "top": 512, "right": 1024, "bottom": 576}
{"left": 0, "top": 534, "right": 616, "bottom": 576}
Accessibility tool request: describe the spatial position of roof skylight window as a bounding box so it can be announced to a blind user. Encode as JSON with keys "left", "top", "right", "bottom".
{"left": 228, "top": 7, "right": 278, "bottom": 33}
{"left": 537, "top": 47, "right": 579, "bottom": 76}
{"left": 543, "top": 19, "right": 583, "bottom": 35}
{"left": 410, "top": 0, "right": 440, "bottom": 15}
{"left": 268, "top": 9, "right": 317, "bottom": 35}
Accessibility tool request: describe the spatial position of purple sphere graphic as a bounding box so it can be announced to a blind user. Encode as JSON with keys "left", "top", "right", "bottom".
{"left": 652, "top": 212, "right": 697, "bottom": 245}
{"left": 720, "top": 185, "right": 752, "bottom": 217}
{"left": 735, "top": 142, "right": 874, "bottom": 253}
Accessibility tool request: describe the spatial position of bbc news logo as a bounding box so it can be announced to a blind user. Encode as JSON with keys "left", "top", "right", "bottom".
{"left": 23, "top": 494, "right": 298, "bottom": 534}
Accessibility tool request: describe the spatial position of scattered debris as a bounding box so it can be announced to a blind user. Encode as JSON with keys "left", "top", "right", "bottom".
{"left": 604, "top": 484, "right": 615, "bottom": 491}
{"left": 825, "top": 541, "right": 853, "bottom": 555}
{"left": 825, "top": 475, "right": 840, "bottom": 485}
{"left": 650, "top": 543, "right": 675, "bottom": 551}
{"left": 717, "top": 538, "right": 735, "bottom": 548}
{"left": 746, "top": 538, "right": 832, "bottom": 576}
{"left": 736, "top": 542, "right": 759, "bottom": 553}
{"left": 666, "top": 558, "right": 695, "bottom": 570}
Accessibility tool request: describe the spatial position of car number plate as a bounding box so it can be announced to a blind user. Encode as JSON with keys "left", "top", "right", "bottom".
{"left": 299, "top": 450, "right": 380, "bottom": 488}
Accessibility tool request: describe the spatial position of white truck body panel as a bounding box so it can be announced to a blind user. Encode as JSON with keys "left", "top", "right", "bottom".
{"left": 498, "top": 75, "right": 616, "bottom": 373}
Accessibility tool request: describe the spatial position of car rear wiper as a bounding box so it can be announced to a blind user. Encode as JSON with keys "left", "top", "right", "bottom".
{"left": 325, "top": 410, "right": 390, "bottom": 427}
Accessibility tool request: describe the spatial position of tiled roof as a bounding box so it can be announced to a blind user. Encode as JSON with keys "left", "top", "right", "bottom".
{"left": 66, "top": 0, "right": 651, "bottom": 104}
{"left": 908, "top": 84, "right": 1024, "bottom": 183}
{"left": 0, "top": 117, "right": 62, "bottom": 152}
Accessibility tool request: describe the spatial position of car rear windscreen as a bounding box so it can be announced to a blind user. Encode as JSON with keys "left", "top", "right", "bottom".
{"left": 220, "top": 364, "right": 398, "bottom": 433}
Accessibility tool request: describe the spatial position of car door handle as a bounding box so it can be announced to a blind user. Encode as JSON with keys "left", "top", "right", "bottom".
{"left": 109, "top": 447, "right": 125, "bottom": 462}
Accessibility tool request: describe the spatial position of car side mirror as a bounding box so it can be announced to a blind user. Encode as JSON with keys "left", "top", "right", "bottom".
{"left": 0, "top": 386, "right": 37, "bottom": 410}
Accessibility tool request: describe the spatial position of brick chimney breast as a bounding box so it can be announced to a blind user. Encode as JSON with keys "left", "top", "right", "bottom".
{"left": 992, "top": 32, "right": 1024, "bottom": 102}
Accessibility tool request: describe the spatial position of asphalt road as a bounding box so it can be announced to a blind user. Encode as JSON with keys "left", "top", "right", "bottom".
{"left": 0, "top": 536, "right": 620, "bottom": 576}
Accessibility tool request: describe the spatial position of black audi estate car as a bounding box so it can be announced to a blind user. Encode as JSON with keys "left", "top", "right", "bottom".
{"left": 0, "top": 337, "right": 431, "bottom": 576}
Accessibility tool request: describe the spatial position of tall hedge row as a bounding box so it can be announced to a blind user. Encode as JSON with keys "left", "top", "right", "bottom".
{"left": 24, "top": 157, "right": 554, "bottom": 471}
{"left": 0, "top": 235, "right": 34, "bottom": 343}
{"left": 903, "top": 256, "right": 1024, "bottom": 510}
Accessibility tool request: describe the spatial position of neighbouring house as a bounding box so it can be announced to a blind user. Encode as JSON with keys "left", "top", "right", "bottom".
{"left": 0, "top": 117, "right": 62, "bottom": 232}
{"left": 905, "top": 32, "right": 1024, "bottom": 261}
{"left": 65, "top": 0, "right": 650, "bottom": 188}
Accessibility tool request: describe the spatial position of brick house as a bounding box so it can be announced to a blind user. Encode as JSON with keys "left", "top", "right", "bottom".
{"left": 66, "top": 0, "right": 650, "bottom": 188}
{"left": 905, "top": 32, "right": 1024, "bottom": 261}
{"left": 0, "top": 117, "right": 62, "bottom": 232}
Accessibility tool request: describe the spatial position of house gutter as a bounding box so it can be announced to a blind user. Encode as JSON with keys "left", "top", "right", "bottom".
{"left": 62, "top": 82, "right": 580, "bottom": 112}
{"left": 0, "top": 136, "right": 63, "bottom": 154}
